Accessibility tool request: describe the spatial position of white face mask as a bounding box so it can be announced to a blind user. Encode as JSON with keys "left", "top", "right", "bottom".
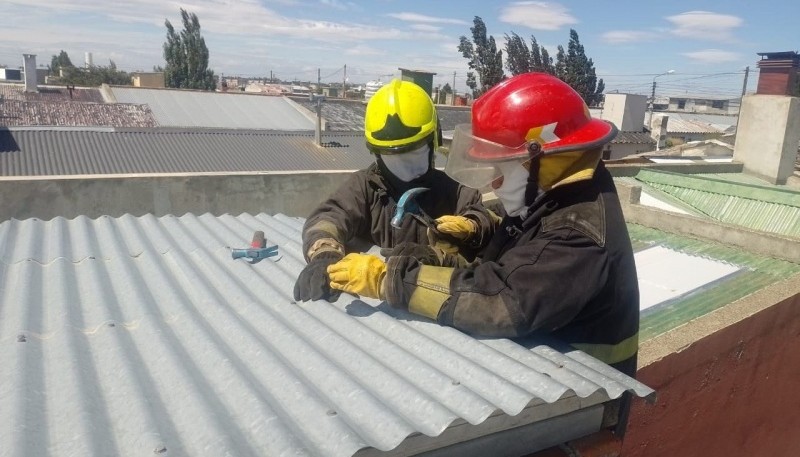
{"left": 379, "top": 144, "right": 430, "bottom": 182}
{"left": 493, "top": 160, "right": 529, "bottom": 217}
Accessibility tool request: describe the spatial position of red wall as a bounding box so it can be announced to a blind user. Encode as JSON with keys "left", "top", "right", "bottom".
{"left": 622, "top": 293, "right": 800, "bottom": 457}
{"left": 756, "top": 69, "right": 797, "bottom": 95}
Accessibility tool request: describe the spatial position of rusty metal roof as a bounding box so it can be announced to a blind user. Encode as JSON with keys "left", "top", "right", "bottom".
{"left": 0, "top": 212, "right": 654, "bottom": 457}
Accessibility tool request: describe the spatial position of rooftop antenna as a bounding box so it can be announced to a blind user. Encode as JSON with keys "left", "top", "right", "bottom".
{"left": 310, "top": 93, "right": 326, "bottom": 146}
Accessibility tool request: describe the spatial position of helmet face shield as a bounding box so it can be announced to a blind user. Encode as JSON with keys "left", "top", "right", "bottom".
{"left": 445, "top": 124, "right": 529, "bottom": 189}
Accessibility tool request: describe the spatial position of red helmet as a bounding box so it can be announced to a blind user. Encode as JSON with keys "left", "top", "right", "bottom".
{"left": 446, "top": 72, "right": 617, "bottom": 188}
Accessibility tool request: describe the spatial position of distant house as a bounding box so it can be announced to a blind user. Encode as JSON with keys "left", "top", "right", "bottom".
{"left": 131, "top": 72, "right": 165, "bottom": 88}
{"left": 665, "top": 95, "right": 740, "bottom": 115}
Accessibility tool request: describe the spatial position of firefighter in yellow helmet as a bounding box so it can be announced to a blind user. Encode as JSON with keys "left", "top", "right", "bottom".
{"left": 293, "top": 79, "right": 497, "bottom": 302}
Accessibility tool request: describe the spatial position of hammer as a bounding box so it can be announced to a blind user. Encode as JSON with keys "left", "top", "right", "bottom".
{"left": 391, "top": 187, "right": 437, "bottom": 229}
{"left": 231, "top": 230, "right": 280, "bottom": 264}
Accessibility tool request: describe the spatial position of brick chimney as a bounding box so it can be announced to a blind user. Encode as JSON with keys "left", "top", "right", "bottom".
{"left": 755, "top": 51, "right": 799, "bottom": 96}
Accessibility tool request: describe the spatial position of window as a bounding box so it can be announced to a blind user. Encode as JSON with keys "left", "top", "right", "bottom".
{"left": 712, "top": 100, "right": 725, "bottom": 109}
{"left": 677, "top": 99, "right": 686, "bottom": 109}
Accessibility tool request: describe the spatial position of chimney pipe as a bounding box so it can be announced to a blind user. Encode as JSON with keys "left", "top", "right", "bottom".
{"left": 23, "top": 54, "right": 38, "bottom": 93}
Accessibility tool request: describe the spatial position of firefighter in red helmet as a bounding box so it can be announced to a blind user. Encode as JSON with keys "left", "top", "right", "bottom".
{"left": 327, "top": 73, "right": 640, "bottom": 386}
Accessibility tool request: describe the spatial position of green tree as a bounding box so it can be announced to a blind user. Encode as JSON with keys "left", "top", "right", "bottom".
{"left": 50, "top": 50, "right": 74, "bottom": 75}
{"left": 504, "top": 32, "right": 531, "bottom": 75}
{"left": 554, "top": 30, "right": 604, "bottom": 106}
{"left": 505, "top": 33, "right": 557, "bottom": 76}
{"left": 163, "top": 8, "right": 216, "bottom": 90}
{"left": 530, "top": 36, "right": 555, "bottom": 74}
{"left": 60, "top": 60, "right": 131, "bottom": 86}
{"left": 458, "top": 16, "right": 504, "bottom": 96}
{"left": 437, "top": 82, "right": 453, "bottom": 104}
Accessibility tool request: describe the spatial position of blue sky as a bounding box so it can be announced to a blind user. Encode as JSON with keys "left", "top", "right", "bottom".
{"left": 0, "top": 1, "right": 797, "bottom": 98}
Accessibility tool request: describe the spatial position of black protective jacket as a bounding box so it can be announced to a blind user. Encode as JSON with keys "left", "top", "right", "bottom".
{"left": 384, "top": 162, "right": 639, "bottom": 376}
{"left": 302, "top": 163, "right": 496, "bottom": 261}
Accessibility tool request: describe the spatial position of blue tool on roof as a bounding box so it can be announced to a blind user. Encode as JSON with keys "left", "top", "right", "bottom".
{"left": 231, "top": 231, "right": 280, "bottom": 264}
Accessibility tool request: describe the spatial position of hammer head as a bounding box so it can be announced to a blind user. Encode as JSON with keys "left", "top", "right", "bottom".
{"left": 391, "top": 187, "right": 430, "bottom": 229}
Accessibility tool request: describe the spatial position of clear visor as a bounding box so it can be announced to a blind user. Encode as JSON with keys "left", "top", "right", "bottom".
{"left": 444, "top": 124, "right": 529, "bottom": 188}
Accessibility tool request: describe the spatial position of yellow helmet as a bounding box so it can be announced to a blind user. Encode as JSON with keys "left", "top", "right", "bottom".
{"left": 365, "top": 79, "right": 438, "bottom": 154}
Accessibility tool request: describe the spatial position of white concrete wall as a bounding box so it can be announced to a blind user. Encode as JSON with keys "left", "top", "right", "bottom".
{"left": 0, "top": 172, "right": 354, "bottom": 222}
{"left": 733, "top": 94, "right": 800, "bottom": 184}
{"left": 601, "top": 94, "right": 647, "bottom": 132}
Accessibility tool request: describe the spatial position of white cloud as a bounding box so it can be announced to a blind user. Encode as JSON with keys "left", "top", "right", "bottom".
{"left": 601, "top": 30, "right": 657, "bottom": 44}
{"left": 682, "top": 49, "right": 740, "bottom": 63}
{"left": 386, "top": 12, "right": 469, "bottom": 25}
{"left": 344, "top": 45, "right": 383, "bottom": 56}
{"left": 666, "top": 11, "right": 743, "bottom": 42}
{"left": 411, "top": 24, "right": 442, "bottom": 32}
{"left": 499, "top": 2, "right": 577, "bottom": 31}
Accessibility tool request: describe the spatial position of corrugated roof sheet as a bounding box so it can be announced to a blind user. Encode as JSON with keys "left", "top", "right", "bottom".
{"left": 0, "top": 213, "right": 653, "bottom": 457}
{"left": 627, "top": 223, "right": 800, "bottom": 339}
{"left": 615, "top": 131, "right": 656, "bottom": 144}
{"left": 661, "top": 117, "right": 724, "bottom": 134}
{"left": 0, "top": 128, "right": 374, "bottom": 176}
{"left": 110, "top": 87, "right": 316, "bottom": 130}
{"left": 634, "top": 170, "right": 800, "bottom": 238}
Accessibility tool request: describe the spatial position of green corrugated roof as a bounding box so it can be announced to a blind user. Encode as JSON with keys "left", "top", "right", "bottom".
{"left": 627, "top": 223, "right": 800, "bottom": 340}
{"left": 633, "top": 170, "right": 800, "bottom": 238}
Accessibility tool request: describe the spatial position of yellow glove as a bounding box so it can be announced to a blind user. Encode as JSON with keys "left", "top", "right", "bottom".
{"left": 435, "top": 215, "right": 477, "bottom": 241}
{"left": 327, "top": 253, "right": 386, "bottom": 299}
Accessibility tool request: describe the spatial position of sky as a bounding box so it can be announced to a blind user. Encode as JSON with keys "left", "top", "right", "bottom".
{"left": 0, "top": 0, "right": 797, "bottom": 98}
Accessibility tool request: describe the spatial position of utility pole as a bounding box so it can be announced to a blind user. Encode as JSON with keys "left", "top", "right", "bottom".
{"left": 452, "top": 71, "right": 456, "bottom": 106}
{"left": 741, "top": 66, "right": 750, "bottom": 97}
{"left": 736, "top": 66, "right": 750, "bottom": 118}
{"left": 343, "top": 64, "right": 347, "bottom": 99}
{"left": 317, "top": 68, "right": 321, "bottom": 94}
{"left": 270, "top": 70, "right": 273, "bottom": 82}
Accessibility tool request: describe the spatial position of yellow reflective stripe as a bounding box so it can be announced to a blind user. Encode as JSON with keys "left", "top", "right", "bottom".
{"left": 408, "top": 265, "right": 453, "bottom": 320}
{"left": 571, "top": 332, "right": 639, "bottom": 365}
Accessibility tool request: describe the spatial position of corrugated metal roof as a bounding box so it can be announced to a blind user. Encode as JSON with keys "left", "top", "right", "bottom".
{"left": 110, "top": 87, "right": 316, "bottom": 130}
{"left": 0, "top": 128, "right": 374, "bottom": 176}
{"left": 634, "top": 170, "right": 800, "bottom": 238}
{"left": 627, "top": 223, "right": 800, "bottom": 339}
{"left": 0, "top": 213, "right": 654, "bottom": 457}
{"left": 662, "top": 117, "right": 724, "bottom": 134}
{"left": 614, "top": 131, "right": 656, "bottom": 144}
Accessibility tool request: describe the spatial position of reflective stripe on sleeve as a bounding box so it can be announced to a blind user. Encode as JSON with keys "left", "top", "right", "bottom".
{"left": 570, "top": 332, "right": 639, "bottom": 365}
{"left": 407, "top": 265, "right": 454, "bottom": 320}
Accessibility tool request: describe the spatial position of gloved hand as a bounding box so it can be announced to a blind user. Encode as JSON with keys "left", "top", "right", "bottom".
{"left": 293, "top": 252, "right": 343, "bottom": 302}
{"left": 435, "top": 215, "right": 477, "bottom": 241}
{"left": 327, "top": 253, "right": 386, "bottom": 299}
{"left": 380, "top": 242, "right": 444, "bottom": 266}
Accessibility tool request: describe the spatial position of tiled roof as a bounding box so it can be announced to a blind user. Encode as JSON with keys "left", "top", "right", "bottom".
{"left": 0, "top": 83, "right": 104, "bottom": 103}
{"left": 633, "top": 170, "right": 800, "bottom": 238}
{"left": 0, "top": 100, "right": 157, "bottom": 128}
{"left": 0, "top": 213, "right": 654, "bottom": 457}
{"left": 110, "top": 87, "right": 316, "bottom": 130}
{"left": 0, "top": 128, "right": 374, "bottom": 176}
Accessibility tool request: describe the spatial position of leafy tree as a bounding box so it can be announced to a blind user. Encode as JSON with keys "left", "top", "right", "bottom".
{"left": 530, "top": 37, "right": 555, "bottom": 74}
{"left": 163, "top": 9, "right": 216, "bottom": 90}
{"left": 458, "top": 16, "right": 504, "bottom": 96}
{"left": 60, "top": 60, "right": 131, "bottom": 86}
{"left": 505, "top": 33, "right": 557, "bottom": 76}
{"left": 554, "top": 30, "right": 604, "bottom": 106}
{"left": 436, "top": 83, "right": 453, "bottom": 104}
{"left": 504, "top": 32, "right": 531, "bottom": 75}
{"left": 50, "top": 50, "right": 74, "bottom": 75}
